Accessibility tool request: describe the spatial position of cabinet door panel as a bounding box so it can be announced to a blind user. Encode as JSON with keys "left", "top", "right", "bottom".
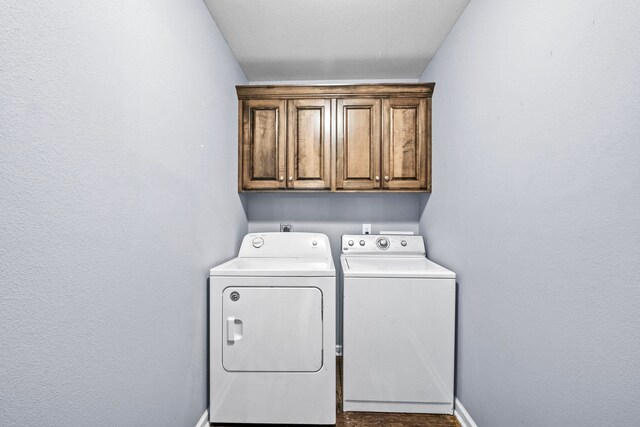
{"left": 382, "top": 98, "right": 428, "bottom": 190}
{"left": 336, "top": 99, "right": 381, "bottom": 190}
{"left": 241, "top": 99, "right": 286, "bottom": 190}
{"left": 287, "top": 99, "right": 331, "bottom": 189}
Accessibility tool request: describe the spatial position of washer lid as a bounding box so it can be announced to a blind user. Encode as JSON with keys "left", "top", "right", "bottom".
{"left": 211, "top": 257, "right": 335, "bottom": 276}
{"left": 341, "top": 256, "right": 455, "bottom": 279}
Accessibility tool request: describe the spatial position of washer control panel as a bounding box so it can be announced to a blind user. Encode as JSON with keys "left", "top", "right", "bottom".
{"left": 341, "top": 234, "right": 425, "bottom": 255}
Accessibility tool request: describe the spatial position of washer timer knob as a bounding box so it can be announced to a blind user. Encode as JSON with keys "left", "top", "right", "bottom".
{"left": 376, "top": 237, "right": 390, "bottom": 249}
{"left": 401, "top": 240, "right": 407, "bottom": 247}
{"left": 252, "top": 237, "right": 264, "bottom": 248}
{"left": 348, "top": 240, "right": 354, "bottom": 246}
{"left": 359, "top": 240, "right": 365, "bottom": 246}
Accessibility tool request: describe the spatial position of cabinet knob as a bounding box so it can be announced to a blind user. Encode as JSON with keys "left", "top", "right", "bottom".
{"left": 375, "top": 176, "right": 380, "bottom": 181}
{"left": 288, "top": 176, "right": 293, "bottom": 181}
{"left": 384, "top": 176, "right": 390, "bottom": 181}
{"left": 279, "top": 176, "right": 284, "bottom": 181}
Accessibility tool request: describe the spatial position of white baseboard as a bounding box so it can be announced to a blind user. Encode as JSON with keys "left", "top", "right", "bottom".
{"left": 195, "top": 409, "right": 209, "bottom": 427}
{"left": 454, "top": 398, "right": 477, "bottom": 427}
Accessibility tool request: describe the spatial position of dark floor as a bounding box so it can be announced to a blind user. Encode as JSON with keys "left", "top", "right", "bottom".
{"left": 334, "top": 358, "right": 459, "bottom": 427}
{"left": 212, "top": 357, "right": 460, "bottom": 427}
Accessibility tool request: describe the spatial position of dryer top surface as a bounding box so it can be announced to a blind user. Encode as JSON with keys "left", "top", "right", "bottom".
{"left": 211, "top": 257, "right": 335, "bottom": 277}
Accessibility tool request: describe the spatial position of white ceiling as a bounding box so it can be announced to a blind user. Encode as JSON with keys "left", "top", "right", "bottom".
{"left": 204, "top": 0, "right": 470, "bottom": 82}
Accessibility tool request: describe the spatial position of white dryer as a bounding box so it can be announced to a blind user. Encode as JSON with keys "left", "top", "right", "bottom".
{"left": 341, "top": 234, "right": 455, "bottom": 415}
{"left": 209, "top": 232, "right": 336, "bottom": 425}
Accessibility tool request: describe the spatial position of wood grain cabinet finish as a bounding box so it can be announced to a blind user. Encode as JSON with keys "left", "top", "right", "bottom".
{"left": 336, "top": 98, "right": 382, "bottom": 190}
{"left": 382, "top": 97, "right": 430, "bottom": 190}
{"left": 241, "top": 99, "right": 286, "bottom": 190}
{"left": 237, "top": 84, "right": 434, "bottom": 192}
{"left": 287, "top": 99, "right": 331, "bottom": 190}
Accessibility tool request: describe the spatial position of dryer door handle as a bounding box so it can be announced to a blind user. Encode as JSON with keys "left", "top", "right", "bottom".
{"left": 226, "top": 317, "right": 243, "bottom": 343}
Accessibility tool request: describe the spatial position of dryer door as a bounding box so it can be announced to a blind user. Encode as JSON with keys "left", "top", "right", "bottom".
{"left": 222, "top": 286, "right": 323, "bottom": 372}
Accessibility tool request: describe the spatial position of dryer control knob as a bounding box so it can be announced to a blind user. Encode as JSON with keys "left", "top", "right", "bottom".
{"left": 312, "top": 240, "right": 318, "bottom": 246}
{"left": 348, "top": 240, "right": 354, "bottom": 246}
{"left": 359, "top": 240, "right": 365, "bottom": 246}
{"left": 252, "top": 237, "right": 264, "bottom": 248}
{"left": 401, "top": 240, "right": 407, "bottom": 247}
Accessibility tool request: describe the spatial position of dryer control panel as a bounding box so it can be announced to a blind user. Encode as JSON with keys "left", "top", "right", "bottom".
{"left": 239, "top": 232, "right": 331, "bottom": 259}
{"left": 341, "top": 234, "right": 425, "bottom": 256}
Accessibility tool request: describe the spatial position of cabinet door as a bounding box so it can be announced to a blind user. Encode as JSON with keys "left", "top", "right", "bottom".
{"left": 287, "top": 99, "right": 331, "bottom": 190}
{"left": 336, "top": 98, "right": 381, "bottom": 190}
{"left": 241, "top": 99, "right": 286, "bottom": 190}
{"left": 382, "top": 98, "right": 429, "bottom": 190}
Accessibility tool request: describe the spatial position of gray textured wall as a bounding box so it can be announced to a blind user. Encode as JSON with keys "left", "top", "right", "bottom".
{"left": 247, "top": 193, "right": 420, "bottom": 265}
{"left": 0, "top": 1, "right": 247, "bottom": 426}
{"left": 419, "top": 1, "right": 640, "bottom": 425}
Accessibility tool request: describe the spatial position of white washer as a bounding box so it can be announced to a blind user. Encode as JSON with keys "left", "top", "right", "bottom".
{"left": 209, "top": 232, "right": 336, "bottom": 425}
{"left": 341, "top": 234, "right": 455, "bottom": 414}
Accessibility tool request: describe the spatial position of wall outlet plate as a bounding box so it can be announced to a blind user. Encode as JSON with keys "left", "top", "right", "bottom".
{"left": 362, "top": 224, "right": 371, "bottom": 234}
{"left": 280, "top": 224, "right": 293, "bottom": 232}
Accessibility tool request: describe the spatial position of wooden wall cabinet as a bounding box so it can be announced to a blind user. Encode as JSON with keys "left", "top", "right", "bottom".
{"left": 382, "top": 97, "right": 430, "bottom": 190}
{"left": 287, "top": 99, "right": 331, "bottom": 190}
{"left": 336, "top": 98, "right": 381, "bottom": 190}
{"left": 237, "top": 84, "right": 434, "bottom": 192}
{"left": 240, "top": 99, "right": 286, "bottom": 190}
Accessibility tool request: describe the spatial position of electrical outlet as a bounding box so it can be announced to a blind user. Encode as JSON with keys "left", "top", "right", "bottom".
{"left": 280, "top": 224, "right": 293, "bottom": 232}
{"left": 362, "top": 224, "right": 371, "bottom": 234}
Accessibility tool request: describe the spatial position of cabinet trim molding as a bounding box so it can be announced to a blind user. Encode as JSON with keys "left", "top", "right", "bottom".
{"left": 237, "top": 83, "right": 434, "bottom": 100}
